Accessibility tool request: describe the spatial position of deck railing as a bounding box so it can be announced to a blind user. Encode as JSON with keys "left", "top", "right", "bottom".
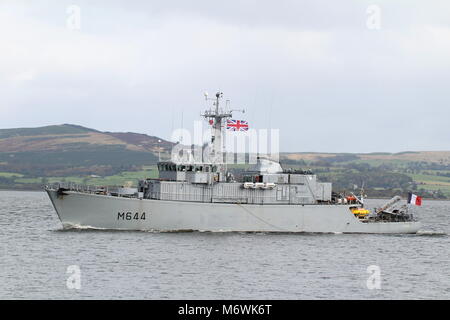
{"left": 47, "top": 182, "right": 110, "bottom": 194}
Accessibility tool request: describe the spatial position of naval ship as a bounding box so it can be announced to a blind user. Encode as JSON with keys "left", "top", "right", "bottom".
{"left": 45, "top": 92, "right": 421, "bottom": 233}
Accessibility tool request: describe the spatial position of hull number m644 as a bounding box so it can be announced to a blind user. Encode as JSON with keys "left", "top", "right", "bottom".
{"left": 117, "top": 212, "right": 146, "bottom": 220}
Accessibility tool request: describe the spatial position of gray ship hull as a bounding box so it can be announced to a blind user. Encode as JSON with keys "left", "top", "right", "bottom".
{"left": 46, "top": 190, "right": 421, "bottom": 234}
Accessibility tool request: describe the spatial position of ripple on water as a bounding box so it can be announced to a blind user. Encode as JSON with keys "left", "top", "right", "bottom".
{"left": 0, "top": 191, "right": 449, "bottom": 299}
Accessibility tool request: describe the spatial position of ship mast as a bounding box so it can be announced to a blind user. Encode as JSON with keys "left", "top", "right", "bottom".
{"left": 202, "top": 92, "right": 232, "bottom": 164}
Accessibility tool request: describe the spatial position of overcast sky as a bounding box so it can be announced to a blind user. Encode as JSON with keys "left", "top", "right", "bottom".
{"left": 1, "top": 0, "right": 449, "bottom": 152}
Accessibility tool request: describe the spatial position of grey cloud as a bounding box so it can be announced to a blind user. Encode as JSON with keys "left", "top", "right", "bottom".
{"left": 1, "top": 0, "right": 449, "bottom": 152}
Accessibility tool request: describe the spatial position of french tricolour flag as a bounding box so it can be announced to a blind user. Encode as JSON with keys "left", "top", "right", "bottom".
{"left": 407, "top": 193, "right": 422, "bottom": 206}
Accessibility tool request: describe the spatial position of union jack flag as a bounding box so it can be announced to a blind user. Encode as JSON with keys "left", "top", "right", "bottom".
{"left": 227, "top": 119, "right": 249, "bottom": 131}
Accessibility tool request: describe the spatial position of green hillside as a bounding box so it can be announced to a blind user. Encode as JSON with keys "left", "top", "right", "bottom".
{"left": 0, "top": 124, "right": 170, "bottom": 190}
{"left": 280, "top": 152, "right": 450, "bottom": 199}
{"left": 0, "top": 124, "right": 449, "bottom": 199}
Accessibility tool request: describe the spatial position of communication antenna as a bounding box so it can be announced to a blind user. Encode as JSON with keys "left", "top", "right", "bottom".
{"left": 350, "top": 182, "right": 366, "bottom": 207}
{"left": 171, "top": 106, "right": 174, "bottom": 139}
{"left": 158, "top": 139, "right": 162, "bottom": 161}
{"left": 180, "top": 110, "right": 184, "bottom": 143}
{"left": 360, "top": 181, "right": 365, "bottom": 206}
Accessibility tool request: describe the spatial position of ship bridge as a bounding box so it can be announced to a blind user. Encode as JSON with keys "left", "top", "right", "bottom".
{"left": 138, "top": 92, "right": 332, "bottom": 204}
{"left": 139, "top": 156, "right": 332, "bottom": 205}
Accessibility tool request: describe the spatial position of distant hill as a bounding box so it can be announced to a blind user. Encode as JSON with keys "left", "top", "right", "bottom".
{"left": 0, "top": 123, "right": 96, "bottom": 139}
{"left": 279, "top": 151, "right": 450, "bottom": 199}
{"left": 105, "top": 131, "right": 174, "bottom": 153}
{"left": 1, "top": 124, "right": 449, "bottom": 198}
{"left": 0, "top": 124, "right": 173, "bottom": 153}
{"left": 0, "top": 124, "right": 173, "bottom": 177}
{"left": 281, "top": 151, "right": 450, "bottom": 165}
{"left": 2, "top": 124, "right": 448, "bottom": 165}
